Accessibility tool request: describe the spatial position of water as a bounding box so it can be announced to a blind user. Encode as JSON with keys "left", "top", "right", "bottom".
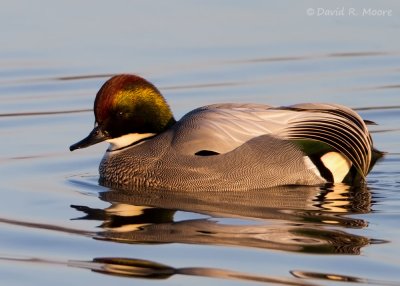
{"left": 1, "top": 1, "right": 400, "bottom": 285}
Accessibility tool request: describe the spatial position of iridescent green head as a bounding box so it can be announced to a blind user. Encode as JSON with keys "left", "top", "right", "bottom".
{"left": 70, "top": 74, "right": 176, "bottom": 151}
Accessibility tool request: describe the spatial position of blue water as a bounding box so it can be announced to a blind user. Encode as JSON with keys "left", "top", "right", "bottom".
{"left": 1, "top": 1, "right": 399, "bottom": 285}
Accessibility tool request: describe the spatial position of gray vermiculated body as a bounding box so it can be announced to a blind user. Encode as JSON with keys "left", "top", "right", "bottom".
{"left": 99, "top": 132, "right": 324, "bottom": 191}
{"left": 99, "top": 103, "right": 328, "bottom": 191}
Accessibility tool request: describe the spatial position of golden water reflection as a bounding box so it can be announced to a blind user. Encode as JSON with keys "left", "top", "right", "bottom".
{"left": 0, "top": 184, "right": 387, "bottom": 285}
{"left": 70, "top": 257, "right": 318, "bottom": 286}
{"left": 72, "top": 184, "right": 384, "bottom": 255}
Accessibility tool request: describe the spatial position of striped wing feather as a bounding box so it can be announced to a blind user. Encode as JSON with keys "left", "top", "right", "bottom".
{"left": 281, "top": 105, "right": 372, "bottom": 178}
{"left": 173, "top": 103, "right": 373, "bottom": 178}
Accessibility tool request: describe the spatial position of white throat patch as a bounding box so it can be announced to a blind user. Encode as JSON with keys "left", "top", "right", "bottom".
{"left": 106, "top": 133, "right": 155, "bottom": 151}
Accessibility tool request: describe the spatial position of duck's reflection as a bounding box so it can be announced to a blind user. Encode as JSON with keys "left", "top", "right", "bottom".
{"left": 69, "top": 257, "right": 318, "bottom": 286}
{"left": 72, "top": 184, "right": 382, "bottom": 255}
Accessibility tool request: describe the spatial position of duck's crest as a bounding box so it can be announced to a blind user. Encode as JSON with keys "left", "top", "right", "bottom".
{"left": 94, "top": 74, "right": 158, "bottom": 123}
{"left": 94, "top": 74, "right": 176, "bottom": 135}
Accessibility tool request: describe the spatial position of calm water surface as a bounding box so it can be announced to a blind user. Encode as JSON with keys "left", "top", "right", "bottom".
{"left": 1, "top": 1, "right": 400, "bottom": 285}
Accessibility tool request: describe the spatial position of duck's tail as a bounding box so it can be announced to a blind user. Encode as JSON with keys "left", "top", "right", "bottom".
{"left": 280, "top": 103, "right": 383, "bottom": 184}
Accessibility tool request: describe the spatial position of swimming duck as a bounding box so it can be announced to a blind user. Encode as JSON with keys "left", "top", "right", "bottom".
{"left": 70, "top": 74, "right": 382, "bottom": 191}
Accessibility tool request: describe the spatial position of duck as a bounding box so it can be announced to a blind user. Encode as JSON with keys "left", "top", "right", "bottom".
{"left": 70, "top": 74, "right": 383, "bottom": 191}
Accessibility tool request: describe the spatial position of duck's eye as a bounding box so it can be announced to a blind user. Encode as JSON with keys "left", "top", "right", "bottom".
{"left": 115, "top": 110, "right": 130, "bottom": 120}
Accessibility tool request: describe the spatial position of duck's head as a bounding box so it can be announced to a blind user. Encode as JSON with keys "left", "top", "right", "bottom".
{"left": 70, "top": 74, "right": 176, "bottom": 151}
